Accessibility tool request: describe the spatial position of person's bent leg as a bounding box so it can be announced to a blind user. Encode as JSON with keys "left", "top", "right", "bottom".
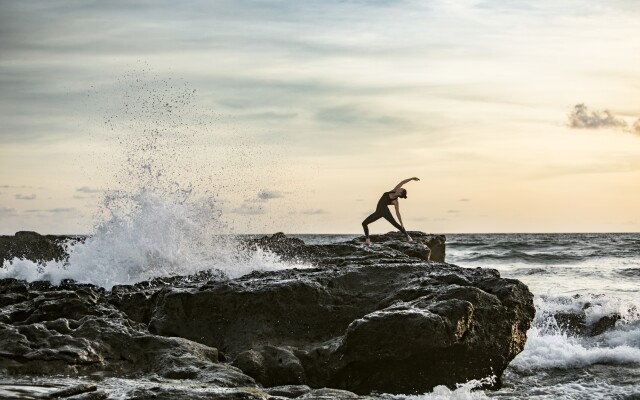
{"left": 362, "top": 211, "right": 383, "bottom": 241}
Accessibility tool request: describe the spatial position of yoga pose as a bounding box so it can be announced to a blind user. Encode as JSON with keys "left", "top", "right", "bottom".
{"left": 362, "top": 177, "right": 420, "bottom": 245}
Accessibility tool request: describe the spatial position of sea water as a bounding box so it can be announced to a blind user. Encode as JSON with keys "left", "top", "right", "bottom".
{"left": 296, "top": 233, "right": 640, "bottom": 399}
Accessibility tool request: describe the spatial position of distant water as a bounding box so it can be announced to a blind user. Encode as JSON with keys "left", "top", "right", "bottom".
{"left": 296, "top": 233, "right": 640, "bottom": 399}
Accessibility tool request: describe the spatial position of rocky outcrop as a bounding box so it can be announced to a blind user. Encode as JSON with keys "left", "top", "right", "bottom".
{"left": 0, "top": 231, "right": 534, "bottom": 397}
{"left": 0, "top": 231, "right": 80, "bottom": 264}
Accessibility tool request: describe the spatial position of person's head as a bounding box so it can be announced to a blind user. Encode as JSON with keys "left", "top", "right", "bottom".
{"left": 399, "top": 188, "right": 407, "bottom": 199}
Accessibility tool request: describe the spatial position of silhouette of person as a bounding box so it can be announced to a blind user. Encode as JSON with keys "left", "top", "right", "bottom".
{"left": 362, "top": 177, "right": 419, "bottom": 245}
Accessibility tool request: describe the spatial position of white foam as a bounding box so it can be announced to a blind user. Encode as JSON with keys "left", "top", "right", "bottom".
{"left": 509, "top": 295, "right": 640, "bottom": 371}
{"left": 383, "top": 377, "right": 493, "bottom": 400}
{"left": 1, "top": 189, "right": 309, "bottom": 290}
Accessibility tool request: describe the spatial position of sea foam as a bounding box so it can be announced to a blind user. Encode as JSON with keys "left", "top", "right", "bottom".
{"left": 1, "top": 189, "right": 307, "bottom": 290}
{"left": 509, "top": 294, "right": 640, "bottom": 371}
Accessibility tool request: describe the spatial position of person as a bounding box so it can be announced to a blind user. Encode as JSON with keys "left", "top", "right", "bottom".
{"left": 362, "top": 177, "right": 419, "bottom": 245}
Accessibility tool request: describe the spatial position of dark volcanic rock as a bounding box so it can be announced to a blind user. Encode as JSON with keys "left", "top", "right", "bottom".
{"left": 146, "top": 233, "right": 533, "bottom": 394}
{"left": 0, "top": 231, "right": 81, "bottom": 264}
{"left": 0, "top": 231, "right": 534, "bottom": 396}
{"left": 0, "top": 278, "right": 256, "bottom": 391}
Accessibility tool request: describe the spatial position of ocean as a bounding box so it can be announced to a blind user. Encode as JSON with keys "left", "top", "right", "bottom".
{"left": 293, "top": 233, "right": 640, "bottom": 399}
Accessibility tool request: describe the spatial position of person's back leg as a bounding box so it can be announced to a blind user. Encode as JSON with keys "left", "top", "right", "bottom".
{"left": 381, "top": 210, "right": 412, "bottom": 241}
{"left": 362, "top": 210, "right": 383, "bottom": 244}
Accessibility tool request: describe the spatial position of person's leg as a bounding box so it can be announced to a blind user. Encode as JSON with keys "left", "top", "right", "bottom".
{"left": 362, "top": 211, "right": 383, "bottom": 240}
{"left": 381, "top": 210, "right": 411, "bottom": 240}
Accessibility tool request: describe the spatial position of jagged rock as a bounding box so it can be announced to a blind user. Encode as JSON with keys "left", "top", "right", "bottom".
{"left": 0, "top": 231, "right": 534, "bottom": 396}
{"left": 146, "top": 233, "right": 533, "bottom": 394}
{"left": 0, "top": 278, "right": 256, "bottom": 390}
{"left": 0, "top": 231, "right": 80, "bottom": 264}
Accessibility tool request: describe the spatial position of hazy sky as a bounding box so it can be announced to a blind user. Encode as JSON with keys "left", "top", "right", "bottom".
{"left": 1, "top": 0, "right": 639, "bottom": 234}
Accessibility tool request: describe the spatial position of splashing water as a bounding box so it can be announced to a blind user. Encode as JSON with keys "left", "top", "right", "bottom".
{"left": 382, "top": 377, "right": 494, "bottom": 400}
{"left": 1, "top": 68, "right": 308, "bottom": 289}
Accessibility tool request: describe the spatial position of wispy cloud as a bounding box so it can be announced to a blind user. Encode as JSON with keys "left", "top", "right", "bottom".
{"left": 459, "top": 198, "right": 470, "bottom": 202}
{"left": 257, "top": 190, "right": 284, "bottom": 201}
{"left": 300, "top": 208, "right": 326, "bottom": 215}
{"left": 47, "top": 207, "right": 75, "bottom": 213}
{"left": 230, "top": 202, "right": 265, "bottom": 215}
{"left": 15, "top": 193, "right": 36, "bottom": 200}
{"left": 25, "top": 208, "right": 76, "bottom": 213}
{"left": 0, "top": 206, "right": 16, "bottom": 215}
{"left": 76, "top": 186, "right": 103, "bottom": 193}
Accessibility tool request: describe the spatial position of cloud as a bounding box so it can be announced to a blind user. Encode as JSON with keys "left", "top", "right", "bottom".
{"left": 634, "top": 119, "right": 640, "bottom": 135}
{"left": 447, "top": 209, "right": 460, "bottom": 213}
{"left": 15, "top": 193, "right": 36, "bottom": 200}
{"left": 459, "top": 198, "right": 470, "bottom": 202}
{"left": 568, "top": 104, "right": 627, "bottom": 130}
{"left": 300, "top": 209, "right": 326, "bottom": 215}
{"left": 230, "top": 202, "right": 265, "bottom": 215}
{"left": 25, "top": 208, "right": 76, "bottom": 214}
{"left": 76, "top": 186, "right": 103, "bottom": 193}
{"left": 315, "top": 104, "right": 404, "bottom": 127}
{"left": 257, "top": 190, "right": 284, "bottom": 201}
{"left": 0, "top": 206, "right": 16, "bottom": 216}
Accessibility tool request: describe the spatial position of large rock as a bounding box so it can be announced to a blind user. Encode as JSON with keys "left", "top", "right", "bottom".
{"left": 0, "top": 231, "right": 534, "bottom": 396}
{"left": 0, "top": 279, "right": 255, "bottom": 390}
{"left": 142, "top": 232, "right": 533, "bottom": 394}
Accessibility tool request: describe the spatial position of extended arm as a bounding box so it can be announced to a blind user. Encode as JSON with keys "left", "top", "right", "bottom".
{"left": 393, "top": 177, "right": 420, "bottom": 194}
{"left": 394, "top": 202, "right": 404, "bottom": 227}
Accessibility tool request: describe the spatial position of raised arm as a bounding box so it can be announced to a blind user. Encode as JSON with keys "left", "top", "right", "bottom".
{"left": 393, "top": 177, "right": 420, "bottom": 193}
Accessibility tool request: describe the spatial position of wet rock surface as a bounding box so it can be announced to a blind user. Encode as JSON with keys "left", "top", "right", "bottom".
{"left": 0, "top": 231, "right": 534, "bottom": 397}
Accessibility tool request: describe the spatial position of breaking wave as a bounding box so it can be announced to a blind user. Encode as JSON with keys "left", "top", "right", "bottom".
{"left": 1, "top": 69, "right": 307, "bottom": 289}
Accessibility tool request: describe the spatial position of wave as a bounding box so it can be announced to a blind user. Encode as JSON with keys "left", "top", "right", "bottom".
{"left": 509, "top": 294, "right": 640, "bottom": 371}
{"left": 448, "top": 233, "right": 640, "bottom": 262}
{"left": 455, "top": 249, "right": 591, "bottom": 264}
{"left": 380, "top": 376, "right": 494, "bottom": 399}
{"left": 1, "top": 71, "right": 308, "bottom": 290}
{"left": 618, "top": 268, "right": 640, "bottom": 278}
{"left": 1, "top": 190, "right": 308, "bottom": 290}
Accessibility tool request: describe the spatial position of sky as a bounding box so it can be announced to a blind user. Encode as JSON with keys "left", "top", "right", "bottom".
{"left": 1, "top": 0, "right": 639, "bottom": 234}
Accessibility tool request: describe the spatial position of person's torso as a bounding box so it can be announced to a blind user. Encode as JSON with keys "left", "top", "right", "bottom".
{"left": 377, "top": 191, "right": 396, "bottom": 208}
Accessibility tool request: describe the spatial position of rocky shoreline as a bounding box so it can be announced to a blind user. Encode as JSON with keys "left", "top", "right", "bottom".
{"left": 0, "top": 231, "right": 535, "bottom": 399}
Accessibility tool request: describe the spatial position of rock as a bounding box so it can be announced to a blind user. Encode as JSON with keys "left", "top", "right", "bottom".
{"left": 0, "top": 231, "right": 81, "bottom": 264}
{"left": 297, "top": 388, "right": 361, "bottom": 399}
{"left": 0, "top": 231, "right": 534, "bottom": 396}
{"left": 0, "top": 279, "right": 257, "bottom": 391}
{"left": 590, "top": 314, "right": 621, "bottom": 336}
{"left": 264, "top": 385, "right": 312, "bottom": 398}
{"left": 47, "top": 383, "right": 97, "bottom": 398}
{"left": 233, "top": 346, "right": 306, "bottom": 387}
{"left": 147, "top": 233, "right": 533, "bottom": 394}
{"left": 128, "top": 386, "right": 271, "bottom": 400}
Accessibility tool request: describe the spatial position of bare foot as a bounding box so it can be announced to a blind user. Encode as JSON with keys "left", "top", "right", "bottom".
{"left": 365, "top": 238, "right": 371, "bottom": 246}
{"left": 406, "top": 235, "right": 413, "bottom": 242}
